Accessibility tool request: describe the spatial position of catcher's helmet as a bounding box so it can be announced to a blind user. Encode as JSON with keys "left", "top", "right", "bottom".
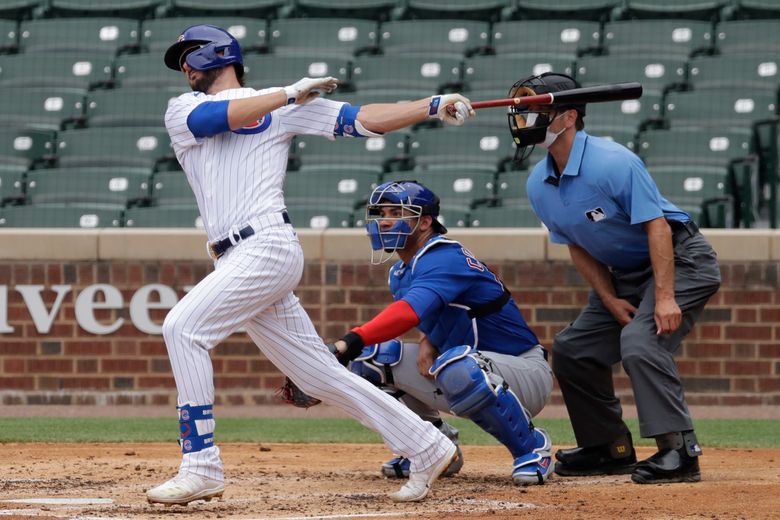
{"left": 365, "top": 180, "right": 446, "bottom": 263}
{"left": 164, "top": 24, "right": 244, "bottom": 78}
{"left": 507, "top": 72, "right": 585, "bottom": 154}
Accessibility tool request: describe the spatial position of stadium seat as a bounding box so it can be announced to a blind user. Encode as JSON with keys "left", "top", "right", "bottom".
{"left": 0, "top": 52, "right": 113, "bottom": 90}
{"left": 713, "top": 21, "right": 780, "bottom": 55}
{"left": 0, "top": 170, "right": 25, "bottom": 205}
{"left": 495, "top": 169, "right": 532, "bottom": 203}
{"left": 151, "top": 171, "right": 196, "bottom": 206}
{"left": 378, "top": 20, "right": 491, "bottom": 57}
{"left": 141, "top": 17, "right": 268, "bottom": 54}
{"left": 55, "top": 127, "right": 175, "bottom": 170}
{"left": 114, "top": 54, "right": 186, "bottom": 89}
{"left": 399, "top": 0, "right": 507, "bottom": 21}
{"left": 0, "top": 204, "right": 123, "bottom": 228}
{"left": 408, "top": 127, "right": 515, "bottom": 173}
{"left": 638, "top": 127, "right": 755, "bottom": 167}
{"left": 1, "top": 88, "right": 85, "bottom": 131}
{"left": 25, "top": 167, "right": 152, "bottom": 208}
{"left": 728, "top": 0, "right": 780, "bottom": 19}
{"left": 334, "top": 90, "right": 432, "bottom": 106}
{"left": 0, "top": 127, "right": 55, "bottom": 172}
{"left": 292, "top": 0, "right": 398, "bottom": 21}
{"left": 647, "top": 165, "right": 734, "bottom": 227}
{"left": 437, "top": 204, "right": 471, "bottom": 229}
{"left": 0, "top": 20, "right": 18, "bottom": 53}
{"left": 508, "top": 0, "right": 619, "bottom": 21}
{"left": 463, "top": 55, "right": 575, "bottom": 93}
{"left": 352, "top": 56, "right": 462, "bottom": 93}
{"left": 125, "top": 205, "right": 203, "bottom": 228}
{"left": 293, "top": 133, "right": 408, "bottom": 173}
{"left": 19, "top": 18, "right": 140, "bottom": 55}
{"left": 468, "top": 204, "right": 542, "bottom": 228}
{"left": 242, "top": 55, "right": 350, "bottom": 90}
{"left": 166, "top": 0, "right": 286, "bottom": 17}
{"left": 46, "top": 0, "right": 161, "bottom": 19}
{"left": 688, "top": 54, "right": 779, "bottom": 91}
{"left": 664, "top": 88, "right": 778, "bottom": 128}
{"left": 492, "top": 21, "right": 601, "bottom": 58}
{"left": 602, "top": 20, "right": 713, "bottom": 58}
{"left": 617, "top": 0, "right": 727, "bottom": 21}
{"left": 583, "top": 92, "right": 663, "bottom": 140}
{"left": 85, "top": 88, "right": 181, "bottom": 128}
{"left": 0, "top": 0, "right": 39, "bottom": 21}
{"left": 285, "top": 204, "right": 353, "bottom": 228}
{"left": 575, "top": 56, "right": 687, "bottom": 97}
{"left": 269, "top": 18, "right": 378, "bottom": 58}
{"left": 284, "top": 169, "right": 380, "bottom": 209}
{"left": 407, "top": 169, "right": 496, "bottom": 208}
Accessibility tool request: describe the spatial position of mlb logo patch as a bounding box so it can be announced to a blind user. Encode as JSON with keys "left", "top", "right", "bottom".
{"left": 585, "top": 207, "right": 606, "bottom": 222}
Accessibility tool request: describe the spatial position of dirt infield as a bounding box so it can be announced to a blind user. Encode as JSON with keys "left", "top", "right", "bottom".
{"left": 1, "top": 443, "right": 778, "bottom": 520}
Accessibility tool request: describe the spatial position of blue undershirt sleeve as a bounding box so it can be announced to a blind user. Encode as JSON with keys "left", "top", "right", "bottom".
{"left": 186, "top": 100, "right": 231, "bottom": 138}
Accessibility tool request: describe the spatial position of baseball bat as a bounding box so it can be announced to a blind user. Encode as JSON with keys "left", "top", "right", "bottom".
{"left": 470, "top": 82, "right": 643, "bottom": 110}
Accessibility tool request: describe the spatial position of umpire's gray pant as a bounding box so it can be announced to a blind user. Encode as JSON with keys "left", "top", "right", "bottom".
{"left": 552, "top": 231, "right": 721, "bottom": 446}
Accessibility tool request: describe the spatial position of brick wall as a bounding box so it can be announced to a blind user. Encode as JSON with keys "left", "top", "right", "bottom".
{"left": 1, "top": 259, "right": 779, "bottom": 407}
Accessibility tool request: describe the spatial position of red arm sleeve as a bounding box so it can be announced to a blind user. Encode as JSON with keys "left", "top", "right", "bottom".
{"left": 351, "top": 299, "right": 420, "bottom": 345}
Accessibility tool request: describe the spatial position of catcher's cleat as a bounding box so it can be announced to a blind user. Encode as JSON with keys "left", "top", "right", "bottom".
{"left": 382, "top": 445, "right": 463, "bottom": 479}
{"left": 554, "top": 434, "right": 636, "bottom": 477}
{"left": 389, "top": 443, "right": 458, "bottom": 503}
{"left": 513, "top": 428, "right": 554, "bottom": 485}
{"left": 146, "top": 472, "right": 225, "bottom": 505}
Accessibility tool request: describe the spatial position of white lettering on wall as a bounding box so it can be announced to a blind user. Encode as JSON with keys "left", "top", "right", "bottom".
{"left": 74, "top": 284, "right": 124, "bottom": 335}
{"left": 129, "top": 284, "right": 178, "bottom": 335}
{"left": 0, "top": 285, "right": 14, "bottom": 333}
{"left": 16, "top": 284, "right": 72, "bottom": 334}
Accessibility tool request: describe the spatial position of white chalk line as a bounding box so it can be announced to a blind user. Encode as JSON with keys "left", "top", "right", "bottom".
{"left": 1, "top": 498, "right": 113, "bottom": 505}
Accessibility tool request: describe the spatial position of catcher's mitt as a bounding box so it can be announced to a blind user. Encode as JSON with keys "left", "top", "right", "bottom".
{"left": 276, "top": 376, "right": 322, "bottom": 408}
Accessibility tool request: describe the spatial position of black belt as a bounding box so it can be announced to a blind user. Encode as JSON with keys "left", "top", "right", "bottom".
{"left": 208, "top": 211, "right": 291, "bottom": 259}
{"left": 669, "top": 219, "right": 699, "bottom": 244}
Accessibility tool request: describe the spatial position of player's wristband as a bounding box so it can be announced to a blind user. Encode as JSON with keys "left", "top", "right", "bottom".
{"left": 427, "top": 95, "right": 442, "bottom": 119}
{"left": 340, "top": 332, "right": 365, "bottom": 363}
{"left": 283, "top": 85, "right": 298, "bottom": 105}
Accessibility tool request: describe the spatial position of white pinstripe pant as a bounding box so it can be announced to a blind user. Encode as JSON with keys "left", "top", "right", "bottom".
{"left": 162, "top": 223, "right": 451, "bottom": 481}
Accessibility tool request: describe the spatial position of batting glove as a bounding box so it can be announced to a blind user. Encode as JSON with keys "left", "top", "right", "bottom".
{"left": 284, "top": 76, "right": 339, "bottom": 105}
{"left": 429, "top": 93, "right": 475, "bottom": 126}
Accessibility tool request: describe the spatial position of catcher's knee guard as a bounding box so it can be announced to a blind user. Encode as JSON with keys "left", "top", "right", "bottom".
{"left": 349, "top": 340, "right": 404, "bottom": 396}
{"left": 429, "top": 345, "right": 536, "bottom": 459}
{"left": 178, "top": 403, "right": 214, "bottom": 454}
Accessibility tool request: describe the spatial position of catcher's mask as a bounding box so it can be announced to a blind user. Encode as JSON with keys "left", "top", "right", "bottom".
{"left": 508, "top": 72, "right": 585, "bottom": 162}
{"left": 365, "top": 180, "right": 446, "bottom": 265}
{"left": 164, "top": 24, "right": 244, "bottom": 79}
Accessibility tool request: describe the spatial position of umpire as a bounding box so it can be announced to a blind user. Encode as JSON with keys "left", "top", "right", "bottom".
{"left": 510, "top": 72, "right": 721, "bottom": 484}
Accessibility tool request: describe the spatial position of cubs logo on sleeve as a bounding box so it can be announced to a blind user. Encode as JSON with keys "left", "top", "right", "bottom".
{"left": 232, "top": 114, "right": 272, "bottom": 135}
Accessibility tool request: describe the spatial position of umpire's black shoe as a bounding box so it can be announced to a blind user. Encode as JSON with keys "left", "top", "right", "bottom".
{"left": 631, "top": 448, "right": 701, "bottom": 484}
{"left": 554, "top": 435, "right": 636, "bottom": 476}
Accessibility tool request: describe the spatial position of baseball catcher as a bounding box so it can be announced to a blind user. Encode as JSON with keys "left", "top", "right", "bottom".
{"left": 282, "top": 180, "right": 554, "bottom": 485}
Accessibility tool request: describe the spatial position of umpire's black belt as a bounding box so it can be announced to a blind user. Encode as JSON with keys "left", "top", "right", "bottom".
{"left": 208, "top": 211, "right": 291, "bottom": 260}
{"left": 670, "top": 219, "right": 700, "bottom": 245}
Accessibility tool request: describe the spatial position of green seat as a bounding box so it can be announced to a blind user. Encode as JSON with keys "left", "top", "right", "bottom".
{"left": 714, "top": 21, "right": 780, "bottom": 55}
{"left": 334, "top": 90, "right": 433, "bottom": 105}
{"left": 689, "top": 54, "right": 779, "bottom": 91}
{"left": 242, "top": 55, "right": 350, "bottom": 90}
{"left": 647, "top": 165, "right": 734, "bottom": 227}
{"left": 285, "top": 204, "right": 353, "bottom": 229}
{"left": 584, "top": 91, "right": 663, "bottom": 138}
{"left": 638, "top": 127, "right": 755, "bottom": 167}
{"left": 284, "top": 169, "right": 380, "bottom": 209}
{"left": 575, "top": 56, "right": 686, "bottom": 97}
{"left": 19, "top": 18, "right": 140, "bottom": 55}
{"left": 464, "top": 55, "right": 574, "bottom": 93}
{"left": 293, "top": 133, "right": 408, "bottom": 173}
{"left": 166, "top": 0, "right": 285, "bottom": 17}
{"left": 602, "top": 20, "right": 712, "bottom": 58}
{"left": 0, "top": 52, "right": 113, "bottom": 90}
{"left": 86, "top": 88, "right": 182, "bottom": 127}
{"left": 492, "top": 21, "right": 601, "bottom": 58}
{"left": 352, "top": 56, "right": 462, "bottom": 92}
{"left": 469, "top": 204, "right": 542, "bottom": 228}
{"left": 0, "top": 87, "right": 85, "bottom": 131}
{"left": 46, "top": 0, "right": 161, "bottom": 19}
{"left": 400, "top": 0, "right": 508, "bottom": 22}
{"left": 0, "top": 20, "right": 18, "bottom": 52}
{"left": 269, "top": 18, "right": 378, "bottom": 58}
{"left": 408, "top": 127, "right": 513, "bottom": 174}
{"left": 293, "top": 0, "right": 398, "bottom": 21}
{"left": 55, "top": 127, "right": 174, "bottom": 169}
{"left": 0, "top": 0, "right": 39, "bottom": 21}
{"left": 125, "top": 205, "right": 203, "bottom": 228}
{"left": 151, "top": 171, "right": 196, "bottom": 206}
{"left": 26, "top": 167, "right": 151, "bottom": 208}
{"left": 0, "top": 127, "right": 55, "bottom": 171}
{"left": 619, "top": 0, "right": 728, "bottom": 20}
{"left": 731, "top": 0, "right": 780, "bottom": 19}
{"left": 115, "top": 54, "right": 186, "bottom": 89}
{"left": 495, "top": 170, "right": 531, "bottom": 203}
{"left": 406, "top": 169, "right": 495, "bottom": 208}
{"left": 509, "top": 0, "right": 619, "bottom": 21}
{"left": 378, "top": 20, "right": 491, "bottom": 58}
{"left": 0, "top": 170, "right": 25, "bottom": 204}
{"left": 664, "top": 88, "right": 778, "bottom": 128}
{"left": 0, "top": 204, "right": 122, "bottom": 228}
{"left": 438, "top": 204, "right": 471, "bottom": 229}
{"left": 141, "top": 17, "right": 267, "bottom": 54}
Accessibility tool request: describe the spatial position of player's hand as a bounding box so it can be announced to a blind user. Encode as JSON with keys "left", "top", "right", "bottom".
{"left": 654, "top": 296, "right": 682, "bottom": 335}
{"left": 431, "top": 93, "right": 475, "bottom": 126}
{"left": 604, "top": 297, "right": 638, "bottom": 327}
{"left": 284, "top": 76, "right": 339, "bottom": 105}
{"left": 417, "top": 337, "right": 437, "bottom": 379}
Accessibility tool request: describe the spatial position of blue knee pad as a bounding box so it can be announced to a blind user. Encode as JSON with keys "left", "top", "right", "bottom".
{"left": 349, "top": 339, "right": 403, "bottom": 390}
{"left": 178, "top": 403, "right": 214, "bottom": 454}
{"left": 430, "top": 345, "right": 535, "bottom": 459}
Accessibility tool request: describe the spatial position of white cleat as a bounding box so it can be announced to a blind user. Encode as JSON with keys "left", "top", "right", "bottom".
{"left": 389, "top": 443, "right": 458, "bottom": 503}
{"left": 146, "top": 472, "right": 225, "bottom": 506}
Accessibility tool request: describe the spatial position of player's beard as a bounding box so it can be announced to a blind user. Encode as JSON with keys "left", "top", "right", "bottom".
{"left": 189, "top": 68, "right": 221, "bottom": 93}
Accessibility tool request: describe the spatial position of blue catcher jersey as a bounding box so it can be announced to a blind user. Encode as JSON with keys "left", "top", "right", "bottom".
{"left": 389, "top": 235, "right": 539, "bottom": 355}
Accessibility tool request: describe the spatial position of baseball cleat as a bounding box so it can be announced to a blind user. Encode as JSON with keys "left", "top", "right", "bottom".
{"left": 631, "top": 448, "right": 701, "bottom": 484}
{"left": 513, "top": 428, "right": 554, "bottom": 485}
{"left": 389, "top": 443, "right": 458, "bottom": 503}
{"left": 554, "top": 434, "right": 637, "bottom": 477}
{"left": 146, "top": 472, "right": 225, "bottom": 505}
{"left": 381, "top": 445, "right": 463, "bottom": 479}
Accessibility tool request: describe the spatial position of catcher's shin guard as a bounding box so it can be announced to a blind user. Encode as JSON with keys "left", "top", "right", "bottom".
{"left": 430, "top": 346, "right": 537, "bottom": 459}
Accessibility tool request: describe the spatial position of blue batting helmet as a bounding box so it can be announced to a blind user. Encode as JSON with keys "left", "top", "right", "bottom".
{"left": 164, "top": 24, "right": 244, "bottom": 78}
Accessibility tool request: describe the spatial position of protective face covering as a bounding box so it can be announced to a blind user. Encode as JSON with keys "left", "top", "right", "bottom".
{"left": 537, "top": 113, "right": 567, "bottom": 149}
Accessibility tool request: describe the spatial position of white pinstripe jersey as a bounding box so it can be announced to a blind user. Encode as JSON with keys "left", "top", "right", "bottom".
{"left": 165, "top": 88, "right": 345, "bottom": 241}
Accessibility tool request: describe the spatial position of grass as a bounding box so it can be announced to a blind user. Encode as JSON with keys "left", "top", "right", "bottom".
{"left": 0, "top": 417, "right": 778, "bottom": 448}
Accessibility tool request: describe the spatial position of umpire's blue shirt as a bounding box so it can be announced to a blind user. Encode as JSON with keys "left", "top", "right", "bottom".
{"left": 527, "top": 131, "right": 689, "bottom": 271}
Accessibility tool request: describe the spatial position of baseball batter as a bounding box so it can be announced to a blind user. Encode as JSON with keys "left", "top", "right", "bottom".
{"left": 299, "top": 180, "right": 554, "bottom": 485}
{"left": 146, "top": 24, "right": 475, "bottom": 505}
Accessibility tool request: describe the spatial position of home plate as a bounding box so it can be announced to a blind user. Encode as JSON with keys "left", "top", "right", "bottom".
{"left": 1, "top": 498, "right": 114, "bottom": 505}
